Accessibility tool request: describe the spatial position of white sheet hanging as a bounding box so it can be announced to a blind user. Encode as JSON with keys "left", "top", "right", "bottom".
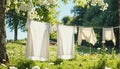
{"left": 53, "top": 24, "right": 77, "bottom": 60}
{"left": 25, "top": 19, "right": 51, "bottom": 61}
{"left": 78, "top": 27, "right": 97, "bottom": 45}
{"left": 102, "top": 28, "right": 116, "bottom": 45}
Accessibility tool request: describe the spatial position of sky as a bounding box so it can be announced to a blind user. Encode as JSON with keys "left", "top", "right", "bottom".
{"left": 6, "top": 0, "right": 75, "bottom": 40}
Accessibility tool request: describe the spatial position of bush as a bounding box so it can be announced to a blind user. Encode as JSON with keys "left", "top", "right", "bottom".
{"left": 16, "top": 59, "right": 35, "bottom": 69}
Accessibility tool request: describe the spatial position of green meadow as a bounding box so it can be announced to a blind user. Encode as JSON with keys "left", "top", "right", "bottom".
{"left": 0, "top": 40, "right": 120, "bottom": 69}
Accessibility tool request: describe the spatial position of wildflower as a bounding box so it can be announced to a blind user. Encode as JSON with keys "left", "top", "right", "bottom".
{"left": 112, "top": 48, "right": 114, "bottom": 50}
{"left": 84, "top": 53, "right": 89, "bottom": 56}
{"left": 78, "top": 52, "right": 83, "bottom": 54}
{"left": 102, "top": 41, "right": 105, "bottom": 43}
{"left": 105, "top": 48, "right": 108, "bottom": 51}
{"left": 105, "top": 66, "right": 111, "bottom": 69}
{"left": 60, "top": 62, "right": 63, "bottom": 65}
{"left": 45, "top": 67, "right": 49, "bottom": 69}
{"left": 97, "top": 48, "right": 101, "bottom": 50}
{"left": 1, "top": 63, "right": 7, "bottom": 67}
{"left": 9, "top": 66, "right": 18, "bottom": 69}
{"left": 2, "top": 59, "right": 6, "bottom": 61}
{"left": 32, "top": 66, "right": 40, "bottom": 69}
{"left": 49, "top": 62, "right": 54, "bottom": 65}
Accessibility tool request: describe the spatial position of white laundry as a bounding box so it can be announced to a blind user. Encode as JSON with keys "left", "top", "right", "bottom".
{"left": 103, "top": 28, "right": 116, "bottom": 45}
{"left": 25, "top": 19, "right": 51, "bottom": 61}
{"left": 78, "top": 27, "right": 97, "bottom": 45}
{"left": 53, "top": 24, "right": 77, "bottom": 60}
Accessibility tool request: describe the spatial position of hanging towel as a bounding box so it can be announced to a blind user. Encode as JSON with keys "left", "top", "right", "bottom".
{"left": 52, "top": 25, "right": 77, "bottom": 60}
{"left": 25, "top": 19, "right": 51, "bottom": 61}
{"left": 78, "top": 27, "right": 97, "bottom": 45}
{"left": 103, "top": 28, "right": 116, "bottom": 45}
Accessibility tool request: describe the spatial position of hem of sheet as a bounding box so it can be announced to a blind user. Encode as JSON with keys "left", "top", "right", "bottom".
{"left": 27, "top": 56, "right": 48, "bottom": 61}
{"left": 58, "top": 55, "right": 74, "bottom": 60}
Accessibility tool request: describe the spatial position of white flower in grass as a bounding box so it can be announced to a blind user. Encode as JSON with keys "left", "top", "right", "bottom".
{"left": 32, "top": 66, "right": 40, "bottom": 69}
{"left": 84, "top": 53, "right": 89, "bottom": 56}
{"left": 97, "top": 48, "right": 101, "bottom": 50}
{"left": 45, "top": 67, "right": 49, "bottom": 69}
{"left": 105, "top": 66, "right": 111, "bottom": 69}
{"left": 2, "top": 59, "right": 6, "bottom": 62}
{"left": 105, "top": 47, "right": 108, "bottom": 51}
{"left": 60, "top": 62, "right": 63, "bottom": 65}
{"left": 1, "top": 63, "right": 7, "bottom": 67}
{"left": 49, "top": 62, "right": 54, "bottom": 65}
{"left": 102, "top": 41, "right": 105, "bottom": 43}
{"left": 9, "top": 66, "right": 18, "bottom": 69}
{"left": 112, "top": 48, "right": 114, "bottom": 50}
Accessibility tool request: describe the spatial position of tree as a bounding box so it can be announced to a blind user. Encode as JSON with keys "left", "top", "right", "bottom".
{"left": 6, "top": 10, "right": 27, "bottom": 41}
{"left": 62, "top": 16, "right": 72, "bottom": 25}
{"left": 6, "top": 0, "right": 60, "bottom": 41}
{"left": 0, "top": 0, "right": 9, "bottom": 63}
{"left": 118, "top": 0, "right": 120, "bottom": 48}
{"left": 71, "top": 6, "right": 87, "bottom": 25}
{"left": 71, "top": 0, "right": 119, "bottom": 48}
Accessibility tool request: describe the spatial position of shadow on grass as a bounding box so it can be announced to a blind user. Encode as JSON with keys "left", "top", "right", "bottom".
{"left": 7, "top": 40, "right": 26, "bottom": 46}
{"left": 76, "top": 45, "right": 120, "bottom": 55}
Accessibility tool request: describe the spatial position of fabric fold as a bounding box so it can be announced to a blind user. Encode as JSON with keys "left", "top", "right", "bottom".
{"left": 78, "top": 27, "right": 97, "bottom": 45}
{"left": 102, "top": 28, "right": 116, "bottom": 45}
{"left": 25, "top": 19, "right": 51, "bottom": 61}
{"left": 52, "top": 25, "right": 76, "bottom": 60}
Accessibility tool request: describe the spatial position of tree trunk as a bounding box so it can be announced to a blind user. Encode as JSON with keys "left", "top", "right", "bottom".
{"left": 14, "top": 13, "right": 19, "bottom": 41}
{"left": 0, "top": 0, "right": 9, "bottom": 63}
{"left": 14, "top": 25, "right": 18, "bottom": 41}
{"left": 118, "top": 0, "right": 120, "bottom": 49}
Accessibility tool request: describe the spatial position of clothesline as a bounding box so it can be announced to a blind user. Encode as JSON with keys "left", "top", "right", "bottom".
{"left": 6, "top": 12, "right": 120, "bottom": 29}
{"left": 25, "top": 20, "right": 116, "bottom": 61}
{"left": 76, "top": 26, "right": 120, "bottom": 29}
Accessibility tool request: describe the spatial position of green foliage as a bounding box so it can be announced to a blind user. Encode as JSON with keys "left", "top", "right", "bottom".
{"left": 54, "top": 59, "right": 63, "bottom": 65}
{"left": 6, "top": 10, "right": 27, "bottom": 31}
{"left": 4, "top": 40, "right": 120, "bottom": 69}
{"left": 16, "top": 59, "right": 35, "bottom": 69}
{"left": 75, "top": 0, "right": 90, "bottom": 8}
{"left": 117, "top": 60, "right": 120, "bottom": 69}
{"left": 6, "top": 0, "right": 60, "bottom": 40}
{"left": 71, "top": 0, "right": 119, "bottom": 48}
{"left": 62, "top": 16, "right": 72, "bottom": 25}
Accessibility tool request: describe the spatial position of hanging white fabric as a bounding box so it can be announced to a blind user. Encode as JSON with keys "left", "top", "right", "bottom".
{"left": 102, "top": 28, "right": 116, "bottom": 45}
{"left": 25, "top": 19, "right": 51, "bottom": 61}
{"left": 52, "top": 24, "right": 77, "bottom": 60}
{"left": 78, "top": 27, "right": 97, "bottom": 45}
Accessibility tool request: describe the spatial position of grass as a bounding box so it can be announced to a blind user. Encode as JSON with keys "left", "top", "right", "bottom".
{"left": 0, "top": 40, "right": 120, "bottom": 69}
